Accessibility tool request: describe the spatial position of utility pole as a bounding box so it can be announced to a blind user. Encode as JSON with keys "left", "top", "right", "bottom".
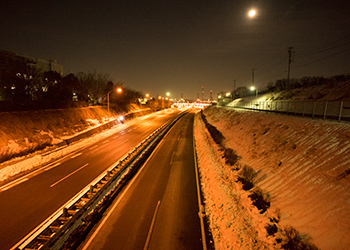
{"left": 201, "top": 86, "right": 204, "bottom": 101}
{"left": 233, "top": 79, "right": 236, "bottom": 98}
{"left": 287, "top": 46, "right": 294, "bottom": 89}
{"left": 252, "top": 69, "right": 256, "bottom": 86}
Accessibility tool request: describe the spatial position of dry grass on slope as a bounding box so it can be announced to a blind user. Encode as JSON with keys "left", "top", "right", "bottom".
{"left": 201, "top": 106, "right": 350, "bottom": 250}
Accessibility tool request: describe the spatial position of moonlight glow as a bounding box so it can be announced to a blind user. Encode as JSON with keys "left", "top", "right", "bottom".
{"left": 248, "top": 9, "right": 256, "bottom": 17}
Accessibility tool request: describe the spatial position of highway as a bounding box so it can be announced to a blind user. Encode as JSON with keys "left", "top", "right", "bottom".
{"left": 0, "top": 109, "right": 181, "bottom": 250}
{"left": 79, "top": 111, "right": 203, "bottom": 250}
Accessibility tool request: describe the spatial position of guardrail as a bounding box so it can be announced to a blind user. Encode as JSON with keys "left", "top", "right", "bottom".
{"left": 227, "top": 100, "right": 350, "bottom": 122}
{"left": 57, "top": 108, "right": 152, "bottom": 147}
{"left": 15, "top": 111, "right": 188, "bottom": 250}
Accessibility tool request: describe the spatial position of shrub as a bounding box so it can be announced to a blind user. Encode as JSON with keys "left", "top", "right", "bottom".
{"left": 200, "top": 110, "right": 225, "bottom": 146}
{"left": 281, "top": 226, "right": 319, "bottom": 250}
{"left": 265, "top": 223, "right": 278, "bottom": 236}
{"left": 249, "top": 188, "right": 270, "bottom": 213}
{"left": 237, "top": 165, "right": 257, "bottom": 190}
{"left": 223, "top": 148, "right": 240, "bottom": 166}
{"left": 207, "top": 123, "right": 225, "bottom": 145}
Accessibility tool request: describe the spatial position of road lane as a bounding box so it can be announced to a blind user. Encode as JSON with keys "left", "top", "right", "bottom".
{"left": 0, "top": 109, "right": 181, "bottom": 250}
{"left": 80, "top": 111, "right": 202, "bottom": 250}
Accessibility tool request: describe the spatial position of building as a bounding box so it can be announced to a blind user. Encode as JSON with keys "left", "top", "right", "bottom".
{"left": 0, "top": 50, "right": 63, "bottom": 77}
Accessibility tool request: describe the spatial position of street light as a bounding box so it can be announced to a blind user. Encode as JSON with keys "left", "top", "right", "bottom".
{"left": 250, "top": 86, "right": 258, "bottom": 98}
{"left": 107, "top": 87, "right": 123, "bottom": 115}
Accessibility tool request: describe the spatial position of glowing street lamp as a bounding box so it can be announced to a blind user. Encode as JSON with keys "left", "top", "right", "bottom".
{"left": 250, "top": 86, "right": 258, "bottom": 98}
{"left": 107, "top": 87, "right": 123, "bottom": 115}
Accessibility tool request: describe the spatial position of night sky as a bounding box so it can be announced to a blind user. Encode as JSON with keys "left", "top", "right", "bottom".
{"left": 1, "top": 0, "right": 349, "bottom": 99}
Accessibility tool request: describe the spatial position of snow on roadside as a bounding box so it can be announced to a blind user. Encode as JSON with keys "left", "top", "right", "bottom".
{"left": 0, "top": 109, "right": 175, "bottom": 183}
{"left": 194, "top": 111, "right": 278, "bottom": 249}
{"left": 197, "top": 106, "right": 350, "bottom": 250}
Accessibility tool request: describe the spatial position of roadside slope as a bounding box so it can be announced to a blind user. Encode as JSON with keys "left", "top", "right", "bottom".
{"left": 0, "top": 106, "right": 118, "bottom": 163}
{"left": 196, "top": 106, "right": 350, "bottom": 249}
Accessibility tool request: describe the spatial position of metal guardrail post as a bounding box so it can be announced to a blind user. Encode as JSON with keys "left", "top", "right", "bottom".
{"left": 339, "top": 101, "right": 344, "bottom": 122}
{"left": 312, "top": 102, "right": 316, "bottom": 119}
{"left": 323, "top": 101, "right": 328, "bottom": 120}
{"left": 302, "top": 102, "right": 305, "bottom": 117}
{"left": 227, "top": 100, "right": 347, "bottom": 123}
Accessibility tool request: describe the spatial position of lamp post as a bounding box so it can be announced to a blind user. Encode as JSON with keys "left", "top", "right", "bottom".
{"left": 250, "top": 86, "right": 258, "bottom": 98}
{"left": 107, "top": 87, "right": 122, "bottom": 115}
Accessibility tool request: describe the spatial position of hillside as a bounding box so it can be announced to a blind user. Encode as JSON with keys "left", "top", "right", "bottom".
{"left": 235, "top": 80, "right": 350, "bottom": 104}
{"left": 0, "top": 106, "right": 131, "bottom": 166}
{"left": 194, "top": 106, "right": 350, "bottom": 249}
{"left": 263, "top": 80, "right": 350, "bottom": 102}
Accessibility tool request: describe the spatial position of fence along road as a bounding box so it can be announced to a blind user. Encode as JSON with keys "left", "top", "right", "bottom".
{"left": 225, "top": 99, "right": 350, "bottom": 122}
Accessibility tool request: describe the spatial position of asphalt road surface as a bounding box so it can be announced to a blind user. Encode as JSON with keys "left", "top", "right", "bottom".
{"left": 79, "top": 111, "right": 203, "bottom": 250}
{"left": 0, "top": 109, "right": 181, "bottom": 250}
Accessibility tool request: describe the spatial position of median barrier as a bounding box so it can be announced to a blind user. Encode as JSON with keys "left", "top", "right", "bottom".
{"left": 16, "top": 110, "right": 187, "bottom": 250}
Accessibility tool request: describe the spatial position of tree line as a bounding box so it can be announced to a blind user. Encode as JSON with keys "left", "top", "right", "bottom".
{"left": 0, "top": 68, "right": 145, "bottom": 112}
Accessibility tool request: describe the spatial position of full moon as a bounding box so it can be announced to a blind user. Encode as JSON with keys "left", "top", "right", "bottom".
{"left": 248, "top": 9, "right": 256, "bottom": 17}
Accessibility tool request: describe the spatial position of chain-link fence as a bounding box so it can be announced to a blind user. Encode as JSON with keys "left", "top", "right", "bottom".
{"left": 227, "top": 100, "right": 350, "bottom": 122}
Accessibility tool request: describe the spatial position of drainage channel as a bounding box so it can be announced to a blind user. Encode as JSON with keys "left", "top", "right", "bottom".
{"left": 14, "top": 111, "right": 188, "bottom": 250}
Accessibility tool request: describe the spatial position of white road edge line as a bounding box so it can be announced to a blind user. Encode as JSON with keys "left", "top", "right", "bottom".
{"left": 143, "top": 200, "right": 161, "bottom": 250}
{"left": 102, "top": 140, "right": 110, "bottom": 144}
{"left": 0, "top": 160, "right": 63, "bottom": 192}
{"left": 0, "top": 178, "right": 29, "bottom": 192}
{"left": 50, "top": 163, "right": 89, "bottom": 188}
{"left": 71, "top": 152, "right": 83, "bottom": 158}
{"left": 44, "top": 162, "right": 61, "bottom": 172}
{"left": 169, "top": 151, "right": 176, "bottom": 165}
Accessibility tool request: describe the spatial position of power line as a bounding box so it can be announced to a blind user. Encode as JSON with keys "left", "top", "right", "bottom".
{"left": 293, "top": 46, "right": 350, "bottom": 70}
{"left": 296, "top": 34, "right": 350, "bottom": 58}
{"left": 260, "top": 57, "right": 288, "bottom": 74}
{"left": 296, "top": 40, "right": 350, "bottom": 58}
